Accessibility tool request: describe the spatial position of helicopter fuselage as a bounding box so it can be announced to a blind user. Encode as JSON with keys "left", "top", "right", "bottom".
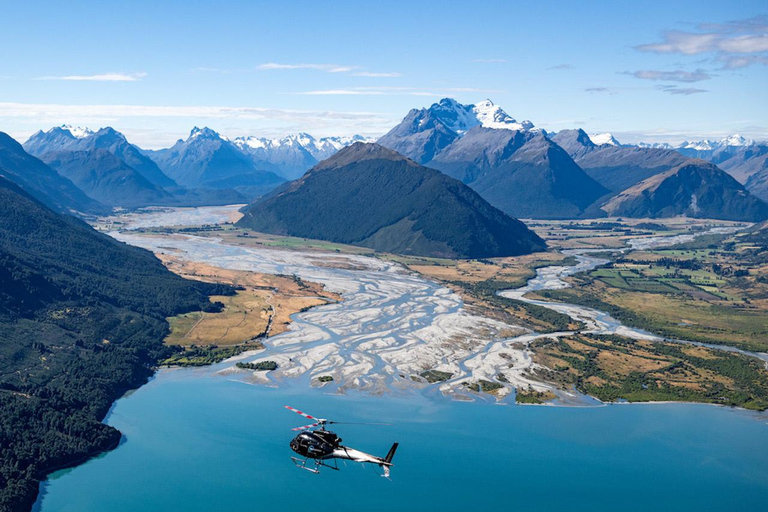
{"left": 290, "top": 430, "right": 394, "bottom": 467}
{"left": 284, "top": 406, "right": 397, "bottom": 476}
{"left": 290, "top": 430, "right": 340, "bottom": 459}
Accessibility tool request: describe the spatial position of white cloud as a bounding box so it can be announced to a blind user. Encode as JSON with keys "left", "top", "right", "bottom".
{"left": 36, "top": 72, "right": 147, "bottom": 82}
{"left": 0, "top": 101, "right": 386, "bottom": 121}
{"left": 635, "top": 16, "right": 768, "bottom": 69}
{"left": 293, "top": 86, "right": 504, "bottom": 96}
{"left": 257, "top": 63, "right": 355, "bottom": 73}
{"left": 295, "top": 89, "right": 434, "bottom": 96}
{"left": 656, "top": 85, "right": 708, "bottom": 95}
{"left": 352, "top": 71, "right": 402, "bottom": 77}
{"left": 628, "top": 69, "right": 712, "bottom": 82}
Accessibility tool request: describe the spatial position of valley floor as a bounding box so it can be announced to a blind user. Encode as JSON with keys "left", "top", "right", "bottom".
{"left": 104, "top": 207, "right": 768, "bottom": 409}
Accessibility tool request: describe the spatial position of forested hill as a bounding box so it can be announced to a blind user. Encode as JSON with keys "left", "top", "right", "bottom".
{"left": 0, "top": 176, "right": 232, "bottom": 511}
{"left": 238, "top": 143, "right": 546, "bottom": 258}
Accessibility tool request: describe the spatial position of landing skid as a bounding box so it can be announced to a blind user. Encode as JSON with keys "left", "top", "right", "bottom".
{"left": 291, "top": 457, "right": 340, "bottom": 474}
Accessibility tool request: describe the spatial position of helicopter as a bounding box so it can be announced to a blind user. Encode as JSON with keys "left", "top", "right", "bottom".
{"left": 285, "top": 406, "right": 398, "bottom": 477}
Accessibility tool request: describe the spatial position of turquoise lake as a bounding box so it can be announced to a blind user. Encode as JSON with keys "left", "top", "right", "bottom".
{"left": 35, "top": 368, "right": 768, "bottom": 512}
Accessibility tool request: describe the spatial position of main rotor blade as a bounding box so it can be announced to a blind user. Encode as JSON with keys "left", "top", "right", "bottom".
{"left": 285, "top": 406, "right": 320, "bottom": 421}
{"left": 292, "top": 423, "right": 320, "bottom": 431}
{"left": 329, "top": 421, "right": 393, "bottom": 426}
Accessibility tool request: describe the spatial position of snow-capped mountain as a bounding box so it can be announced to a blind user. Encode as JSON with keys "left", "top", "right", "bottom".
{"left": 24, "top": 126, "right": 176, "bottom": 188}
{"left": 378, "top": 98, "right": 536, "bottom": 164}
{"left": 23, "top": 125, "right": 95, "bottom": 155}
{"left": 231, "top": 132, "right": 373, "bottom": 179}
{"left": 54, "top": 125, "right": 94, "bottom": 139}
{"left": 473, "top": 99, "right": 535, "bottom": 132}
{"left": 145, "top": 127, "right": 285, "bottom": 197}
{"left": 414, "top": 98, "right": 535, "bottom": 135}
{"left": 589, "top": 133, "right": 620, "bottom": 146}
{"left": 641, "top": 134, "right": 757, "bottom": 152}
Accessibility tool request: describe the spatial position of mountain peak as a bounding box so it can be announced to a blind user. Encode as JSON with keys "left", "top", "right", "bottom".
{"left": 314, "top": 142, "right": 410, "bottom": 171}
{"left": 590, "top": 133, "right": 620, "bottom": 146}
{"left": 189, "top": 126, "right": 221, "bottom": 141}
{"left": 424, "top": 98, "right": 535, "bottom": 134}
{"left": 721, "top": 134, "right": 754, "bottom": 147}
{"left": 47, "top": 125, "right": 94, "bottom": 139}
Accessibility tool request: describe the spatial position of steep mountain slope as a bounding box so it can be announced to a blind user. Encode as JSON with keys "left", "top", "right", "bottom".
{"left": 377, "top": 98, "right": 535, "bottom": 164}
{"left": 238, "top": 143, "right": 546, "bottom": 258}
{"left": 601, "top": 160, "right": 768, "bottom": 221}
{"left": 634, "top": 135, "right": 768, "bottom": 201}
{"left": 552, "top": 129, "right": 687, "bottom": 193}
{"left": 428, "top": 128, "right": 609, "bottom": 218}
{"left": 712, "top": 144, "right": 768, "bottom": 185}
{"left": 0, "top": 175, "right": 230, "bottom": 511}
{"left": 0, "top": 132, "right": 106, "bottom": 215}
{"left": 25, "top": 127, "right": 176, "bottom": 188}
{"left": 40, "top": 149, "right": 173, "bottom": 209}
{"left": 232, "top": 133, "right": 371, "bottom": 179}
{"left": 146, "top": 127, "right": 285, "bottom": 196}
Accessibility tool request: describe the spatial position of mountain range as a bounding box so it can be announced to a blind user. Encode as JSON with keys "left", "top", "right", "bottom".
{"left": 231, "top": 133, "right": 372, "bottom": 179}
{"left": 25, "top": 126, "right": 177, "bottom": 188}
{"left": 599, "top": 132, "right": 768, "bottom": 202}
{"left": 7, "top": 97, "right": 768, "bottom": 223}
{"left": 378, "top": 99, "right": 609, "bottom": 219}
{"left": 601, "top": 159, "right": 768, "bottom": 221}
{"left": 22, "top": 126, "right": 248, "bottom": 209}
{"left": 237, "top": 143, "right": 546, "bottom": 258}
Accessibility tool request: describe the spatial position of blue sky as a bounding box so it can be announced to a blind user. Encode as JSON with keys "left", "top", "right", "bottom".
{"left": 1, "top": 0, "right": 766, "bottom": 148}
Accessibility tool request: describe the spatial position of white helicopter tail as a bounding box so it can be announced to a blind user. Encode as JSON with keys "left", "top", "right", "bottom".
{"left": 380, "top": 442, "right": 398, "bottom": 478}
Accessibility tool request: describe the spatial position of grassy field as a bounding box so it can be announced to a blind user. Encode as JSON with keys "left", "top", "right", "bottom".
{"left": 530, "top": 334, "right": 768, "bottom": 410}
{"left": 159, "top": 256, "right": 339, "bottom": 353}
{"left": 164, "top": 290, "right": 271, "bottom": 346}
{"left": 531, "top": 221, "right": 768, "bottom": 353}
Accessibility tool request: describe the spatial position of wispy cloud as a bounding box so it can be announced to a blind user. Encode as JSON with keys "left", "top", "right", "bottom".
{"left": 296, "top": 89, "right": 433, "bottom": 96}
{"left": 548, "top": 64, "right": 573, "bottom": 70}
{"left": 720, "top": 54, "right": 768, "bottom": 69}
{"left": 0, "top": 101, "right": 390, "bottom": 122}
{"left": 472, "top": 58, "right": 507, "bottom": 63}
{"left": 584, "top": 87, "right": 622, "bottom": 95}
{"left": 656, "top": 85, "right": 708, "bottom": 95}
{"left": 293, "top": 86, "right": 505, "bottom": 96}
{"left": 0, "top": 101, "right": 401, "bottom": 148}
{"left": 635, "top": 15, "right": 768, "bottom": 69}
{"left": 257, "top": 63, "right": 355, "bottom": 73}
{"left": 36, "top": 72, "right": 147, "bottom": 82}
{"left": 627, "top": 69, "right": 712, "bottom": 82}
{"left": 257, "top": 63, "right": 401, "bottom": 78}
{"left": 352, "top": 71, "right": 402, "bottom": 77}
